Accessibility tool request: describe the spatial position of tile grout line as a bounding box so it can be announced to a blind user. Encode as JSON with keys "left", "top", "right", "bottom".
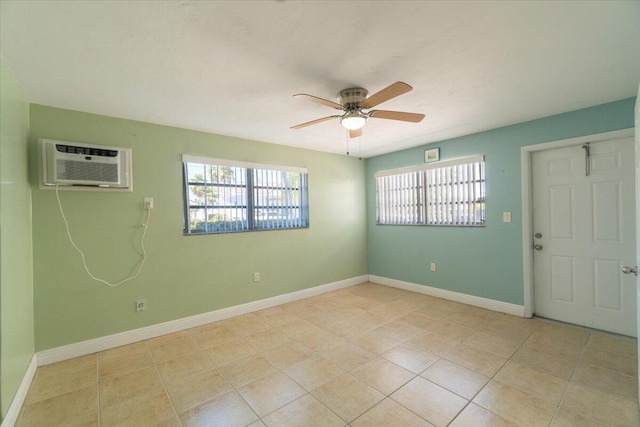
{"left": 433, "top": 318, "right": 542, "bottom": 426}
{"left": 260, "top": 292, "right": 406, "bottom": 425}
{"left": 139, "top": 299, "right": 624, "bottom": 425}
{"left": 577, "top": 345, "right": 638, "bottom": 378}
{"left": 200, "top": 320, "right": 301, "bottom": 424}
{"left": 222, "top": 317, "right": 321, "bottom": 425}
{"left": 337, "top": 298, "right": 631, "bottom": 427}
{"left": 473, "top": 320, "right": 580, "bottom": 426}
{"left": 265, "top": 328, "right": 363, "bottom": 425}
{"left": 344, "top": 298, "right": 636, "bottom": 425}
{"left": 316, "top": 303, "right": 384, "bottom": 422}
{"left": 189, "top": 325, "right": 266, "bottom": 425}
{"left": 360, "top": 299, "right": 472, "bottom": 425}
{"left": 547, "top": 332, "right": 591, "bottom": 426}
{"left": 71, "top": 287, "right": 640, "bottom": 424}
{"left": 279, "top": 364, "right": 351, "bottom": 425}
{"left": 354, "top": 307, "right": 440, "bottom": 423}
{"left": 145, "top": 340, "right": 184, "bottom": 427}
{"left": 326, "top": 297, "right": 419, "bottom": 424}
{"left": 359, "top": 295, "right": 470, "bottom": 425}
{"left": 195, "top": 326, "right": 292, "bottom": 424}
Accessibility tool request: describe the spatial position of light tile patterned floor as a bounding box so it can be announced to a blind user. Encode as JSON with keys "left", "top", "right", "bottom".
{"left": 17, "top": 283, "right": 639, "bottom": 426}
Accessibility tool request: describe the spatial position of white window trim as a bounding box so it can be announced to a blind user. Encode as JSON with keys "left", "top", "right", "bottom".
{"left": 375, "top": 155, "right": 484, "bottom": 178}
{"left": 183, "top": 155, "right": 309, "bottom": 234}
{"left": 182, "top": 154, "right": 307, "bottom": 174}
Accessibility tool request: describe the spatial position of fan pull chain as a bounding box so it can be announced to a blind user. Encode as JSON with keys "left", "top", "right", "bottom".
{"left": 346, "top": 130, "right": 350, "bottom": 155}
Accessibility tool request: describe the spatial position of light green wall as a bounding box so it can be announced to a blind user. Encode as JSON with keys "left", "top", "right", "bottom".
{"left": 0, "top": 59, "right": 34, "bottom": 418}
{"left": 29, "top": 105, "right": 367, "bottom": 351}
{"left": 366, "top": 98, "right": 636, "bottom": 305}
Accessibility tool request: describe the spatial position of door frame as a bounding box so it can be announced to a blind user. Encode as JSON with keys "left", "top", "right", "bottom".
{"left": 520, "top": 128, "right": 635, "bottom": 318}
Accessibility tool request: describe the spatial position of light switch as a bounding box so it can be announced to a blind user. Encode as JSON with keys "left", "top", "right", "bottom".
{"left": 503, "top": 212, "right": 512, "bottom": 223}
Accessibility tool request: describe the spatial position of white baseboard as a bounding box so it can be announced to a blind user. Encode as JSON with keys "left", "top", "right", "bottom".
{"left": 1, "top": 354, "right": 37, "bottom": 427}
{"left": 36, "top": 274, "right": 525, "bottom": 366}
{"left": 36, "top": 275, "right": 368, "bottom": 366}
{"left": 369, "top": 275, "right": 525, "bottom": 317}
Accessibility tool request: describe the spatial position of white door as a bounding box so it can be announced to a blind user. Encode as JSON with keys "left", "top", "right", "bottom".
{"left": 532, "top": 137, "right": 637, "bottom": 336}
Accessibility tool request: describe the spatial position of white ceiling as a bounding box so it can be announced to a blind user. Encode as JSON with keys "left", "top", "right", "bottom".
{"left": 1, "top": 1, "right": 639, "bottom": 158}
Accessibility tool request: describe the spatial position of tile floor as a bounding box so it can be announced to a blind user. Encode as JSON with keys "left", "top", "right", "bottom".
{"left": 16, "top": 283, "right": 639, "bottom": 427}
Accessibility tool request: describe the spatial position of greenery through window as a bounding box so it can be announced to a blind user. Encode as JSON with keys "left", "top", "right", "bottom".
{"left": 183, "top": 156, "right": 309, "bottom": 234}
{"left": 376, "top": 155, "right": 485, "bottom": 226}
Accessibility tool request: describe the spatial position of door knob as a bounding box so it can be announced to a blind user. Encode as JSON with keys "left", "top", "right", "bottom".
{"left": 534, "top": 244, "right": 543, "bottom": 251}
{"left": 622, "top": 266, "right": 638, "bottom": 276}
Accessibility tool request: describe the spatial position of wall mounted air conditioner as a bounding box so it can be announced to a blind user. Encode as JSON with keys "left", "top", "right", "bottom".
{"left": 40, "top": 139, "right": 133, "bottom": 190}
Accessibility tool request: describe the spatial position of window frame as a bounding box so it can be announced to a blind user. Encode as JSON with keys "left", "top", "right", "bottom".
{"left": 375, "top": 155, "right": 485, "bottom": 227}
{"left": 182, "top": 155, "right": 309, "bottom": 235}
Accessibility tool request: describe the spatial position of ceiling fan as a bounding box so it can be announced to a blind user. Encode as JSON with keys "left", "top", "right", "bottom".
{"left": 290, "top": 81, "right": 425, "bottom": 138}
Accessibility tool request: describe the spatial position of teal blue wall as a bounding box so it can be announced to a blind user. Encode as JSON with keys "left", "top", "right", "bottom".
{"left": 366, "top": 98, "right": 636, "bottom": 305}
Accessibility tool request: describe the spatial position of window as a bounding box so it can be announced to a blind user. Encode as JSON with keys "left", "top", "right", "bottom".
{"left": 376, "top": 155, "right": 485, "bottom": 226}
{"left": 376, "top": 170, "right": 425, "bottom": 225}
{"left": 183, "top": 155, "right": 309, "bottom": 234}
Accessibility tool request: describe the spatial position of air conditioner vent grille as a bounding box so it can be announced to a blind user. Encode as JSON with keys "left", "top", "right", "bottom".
{"left": 41, "top": 139, "right": 132, "bottom": 190}
{"left": 56, "top": 159, "right": 119, "bottom": 183}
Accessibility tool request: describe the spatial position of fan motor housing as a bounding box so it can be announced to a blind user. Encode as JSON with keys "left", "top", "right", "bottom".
{"left": 338, "top": 88, "right": 368, "bottom": 110}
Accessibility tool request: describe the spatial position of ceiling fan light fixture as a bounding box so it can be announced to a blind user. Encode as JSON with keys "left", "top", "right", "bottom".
{"left": 340, "top": 113, "right": 367, "bottom": 130}
{"left": 292, "top": 82, "right": 422, "bottom": 136}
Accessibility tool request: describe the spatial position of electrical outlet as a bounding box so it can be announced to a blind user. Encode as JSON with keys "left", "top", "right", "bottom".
{"left": 430, "top": 263, "right": 436, "bottom": 272}
{"left": 144, "top": 197, "right": 154, "bottom": 210}
{"left": 135, "top": 299, "right": 147, "bottom": 312}
{"left": 253, "top": 272, "right": 260, "bottom": 282}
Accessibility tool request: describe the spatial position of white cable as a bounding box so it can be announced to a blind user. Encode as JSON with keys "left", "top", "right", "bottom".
{"left": 55, "top": 184, "right": 151, "bottom": 287}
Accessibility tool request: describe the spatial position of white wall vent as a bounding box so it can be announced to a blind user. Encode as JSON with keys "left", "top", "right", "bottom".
{"left": 40, "top": 139, "right": 132, "bottom": 190}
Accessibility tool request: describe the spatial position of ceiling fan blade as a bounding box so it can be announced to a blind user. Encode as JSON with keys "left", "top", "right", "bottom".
{"left": 290, "top": 115, "right": 340, "bottom": 130}
{"left": 293, "top": 94, "right": 343, "bottom": 110}
{"left": 349, "top": 128, "right": 362, "bottom": 139}
{"left": 369, "top": 110, "right": 425, "bottom": 123}
{"left": 361, "top": 82, "right": 413, "bottom": 109}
